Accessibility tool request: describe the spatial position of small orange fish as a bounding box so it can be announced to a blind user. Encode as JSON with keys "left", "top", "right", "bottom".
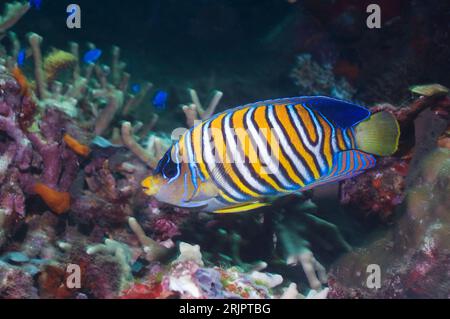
{"left": 12, "top": 66, "right": 30, "bottom": 97}
{"left": 63, "top": 133, "right": 91, "bottom": 157}
{"left": 34, "top": 183, "right": 71, "bottom": 214}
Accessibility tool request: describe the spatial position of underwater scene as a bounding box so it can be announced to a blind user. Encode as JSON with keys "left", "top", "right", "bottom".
{"left": 0, "top": 0, "right": 449, "bottom": 300}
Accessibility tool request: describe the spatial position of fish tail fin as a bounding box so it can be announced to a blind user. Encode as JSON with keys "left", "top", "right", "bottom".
{"left": 354, "top": 111, "right": 400, "bottom": 156}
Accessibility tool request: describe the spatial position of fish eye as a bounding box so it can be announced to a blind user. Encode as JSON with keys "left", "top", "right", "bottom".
{"left": 162, "top": 160, "right": 179, "bottom": 179}
{"left": 155, "top": 148, "right": 179, "bottom": 180}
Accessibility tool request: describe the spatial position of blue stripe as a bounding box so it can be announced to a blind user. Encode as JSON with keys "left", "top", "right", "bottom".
{"left": 182, "top": 173, "right": 189, "bottom": 200}
{"left": 303, "top": 104, "right": 328, "bottom": 174}
{"left": 168, "top": 143, "right": 181, "bottom": 184}
{"left": 342, "top": 129, "right": 352, "bottom": 149}
{"left": 185, "top": 130, "right": 199, "bottom": 191}
{"left": 359, "top": 152, "right": 366, "bottom": 169}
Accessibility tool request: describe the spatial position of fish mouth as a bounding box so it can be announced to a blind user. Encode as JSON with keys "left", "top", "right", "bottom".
{"left": 141, "top": 185, "right": 151, "bottom": 195}
{"left": 141, "top": 176, "right": 159, "bottom": 196}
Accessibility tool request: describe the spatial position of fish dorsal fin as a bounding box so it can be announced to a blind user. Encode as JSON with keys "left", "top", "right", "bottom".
{"left": 193, "top": 96, "right": 369, "bottom": 130}
{"left": 221, "top": 96, "right": 370, "bottom": 129}
{"left": 302, "top": 96, "right": 370, "bottom": 128}
{"left": 301, "top": 150, "right": 376, "bottom": 191}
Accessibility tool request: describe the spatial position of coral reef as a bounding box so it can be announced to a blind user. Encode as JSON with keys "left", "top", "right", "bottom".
{"left": 290, "top": 54, "right": 355, "bottom": 100}
{"left": 340, "top": 92, "right": 450, "bottom": 221}
{"left": 181, "top": 88, "right": 223, "bottom": 127}
{"left": 329, "top": 148, "right": 450, "bottom": 298}
{"left": 120, "top": 242, "right": 329, "bottom": 299}
{"left": 0, "top": 0, "right": 449, "bottom": 300}
{"left": 0, "top": 1, "right": 29, "bottom": 36}
{"left": 328, "top": 90, "right": 450, "bottom": 298}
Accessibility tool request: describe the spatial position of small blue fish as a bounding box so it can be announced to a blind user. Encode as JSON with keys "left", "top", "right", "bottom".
{"left": 29, "top": 0, "right": 42, "bottom": 10}
{"left": 153, "top": 90, "right": 168, "bottom": 109}
{"left": 83, "top": 49, "right": 102, "bottom": 64}
{"left": 91, "top": 136, "right": 121, "bottom": 149}
{"left": 131, "top": 84, "right": 141, "bottom": 94}
{"left": 17, "top": 49, "right": 26, "bottom": 67}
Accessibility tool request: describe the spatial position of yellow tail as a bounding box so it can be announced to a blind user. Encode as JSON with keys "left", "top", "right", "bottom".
{"left": 354, "top": 111, "right": 400, "bottom": 156}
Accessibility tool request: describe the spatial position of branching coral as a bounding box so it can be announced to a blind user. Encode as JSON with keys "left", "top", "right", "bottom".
{"left": 1, "top": 30, "right": 156, "bottom": 137}
{"left": 0, "top": 14, "right": 174, "bottom": 294}
{"left": 0, "top": 1, "right": 29, "bottom": 35}
{"left": 120, "top": 121, "right": 161, "bottom": 168}
{"left": 272, "top": 197, "right": 351, "bottom": 291}
{"left": 119, "top": 88, "right": 223, "bottom": 169}
{"left": 177, "top": 194, "right": 350, "bottom": 294}
{"left": 128, "top": 217, "right": 172, "bottom": 262}
{"left": 181, "top": 88, "right": 223, "bottom": 127}
{"left": 120, "top": 241, "right": 330, "bottom": 299}
{"left": 1, "top": 0, "right": 447, "bottom": 300}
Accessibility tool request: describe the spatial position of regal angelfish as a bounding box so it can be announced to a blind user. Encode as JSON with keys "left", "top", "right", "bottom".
{"left": 142, "top": 96, "right": 400, "bottom": 213}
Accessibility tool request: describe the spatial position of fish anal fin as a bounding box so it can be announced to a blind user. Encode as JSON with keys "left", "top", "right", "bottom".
{"left": 214, "top": 202, "right": 269, "bottom": 214}
{"left": 302, "top": 150, "right": 376, "bottom": 190}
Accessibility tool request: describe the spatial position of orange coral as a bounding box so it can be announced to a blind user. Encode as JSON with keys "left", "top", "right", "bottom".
{"left": 34, "top": 183, "right": 71, "bottom": 214}
{"left": 12, "top": 66, "right": 30, "bottom": 96}
{"left": 63, "top": 133, "right": 91, "bottom": 157}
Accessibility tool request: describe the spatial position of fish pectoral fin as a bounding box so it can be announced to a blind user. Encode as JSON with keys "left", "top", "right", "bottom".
{"left": 213, "top": 201, "right": 269, "bottom": 214}
{"left": 186, "top": 179, "right": 218, "bottom": 202}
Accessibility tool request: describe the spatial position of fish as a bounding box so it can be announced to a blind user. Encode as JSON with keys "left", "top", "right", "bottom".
{"left": 91, "top": 136, "right": 122, "bottom": 149}
{"left": 141, "top": 96, "right": 400, "bottom": 213}
{"left": 34, "top": 183, "right": 71, "bottom": 215}
{"left": 63, "top": 133, "right": 91, "bottom": 157}
{"left": 29, "top": 0, "right": 42, "bottom": 10}
{"left": 12, "top": 66, "right": 30, "bottom": 97}
{"left": 131, "top": 84, "right": 141, "bottom": 93}
{"left": 83, "top": 49, "right": 102, "bottom": 64}
{"left": 152, "top": 90, "right": 168, "bottom": 109}
{"left": 409, "top": 84, "right": 449, "bottom": 97}
{"left": 17, "top": 49, "right": 26, "bottom": 67}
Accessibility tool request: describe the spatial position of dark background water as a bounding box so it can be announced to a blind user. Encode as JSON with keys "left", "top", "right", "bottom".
{"left": 14, "top": 0, "right": 297, "bottom": 104}
{"left": 11, "top": 0, "right": 450, "bottom": 130}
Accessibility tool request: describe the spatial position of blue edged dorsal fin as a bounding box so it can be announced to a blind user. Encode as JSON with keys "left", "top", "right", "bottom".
{"left": 301, "top": 96, "right": 370, "bottom": 128}
{"left": 204, "top": 96, "right": 370, "bottom": 129}
{"left": 240, "top": 96, "right": 370, "bottom": 128}
{"left": 301, "top": 150, "right": 376, "bottom": 191}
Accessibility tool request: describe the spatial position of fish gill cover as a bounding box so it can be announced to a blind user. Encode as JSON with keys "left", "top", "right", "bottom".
{"left": 0, "top": 0, "right": 449, "bottom": 300}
